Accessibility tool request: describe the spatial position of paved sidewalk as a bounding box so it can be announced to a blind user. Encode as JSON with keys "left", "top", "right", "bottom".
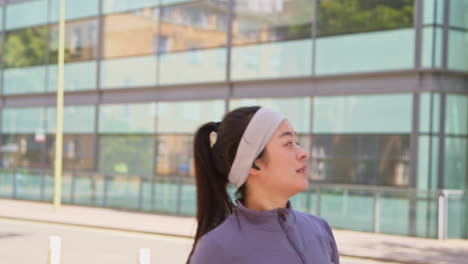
{"left": 1, "top": 199, "right": 467, "bottom": 264}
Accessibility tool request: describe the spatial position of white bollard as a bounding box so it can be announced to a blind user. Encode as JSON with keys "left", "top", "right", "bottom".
{"left": 138, "top": 248, "right": 151, "bottom": 264}
{"left": 48, "top": 236, "right": 61, "bottom": 264}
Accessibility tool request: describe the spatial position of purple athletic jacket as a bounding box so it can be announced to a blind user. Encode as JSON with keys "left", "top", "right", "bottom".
{"left": 190, "top": 199, "right": 340, "bottom": 264}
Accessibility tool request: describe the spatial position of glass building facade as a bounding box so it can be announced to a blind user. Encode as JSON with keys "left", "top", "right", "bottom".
{"left": 0, "top": 0, "right": 467, "bottom": 239}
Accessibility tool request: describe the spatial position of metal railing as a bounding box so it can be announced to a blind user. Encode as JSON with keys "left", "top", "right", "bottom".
{"left": 0, "top": 167, "right": 465, "bottom": 240}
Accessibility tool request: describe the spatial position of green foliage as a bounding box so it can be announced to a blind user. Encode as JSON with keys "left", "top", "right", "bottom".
{"left": 318, "top": 0, "right": 414, "bottom": 36}
{"left": 4, "top": 27, "right": 48, "bottom": 68}
{"left": 99, "top": 136, "right": 154, "bottom": 177}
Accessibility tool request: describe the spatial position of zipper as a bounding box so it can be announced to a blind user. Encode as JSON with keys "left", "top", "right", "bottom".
{"left": 278, "top": 209, "right": 306, "bottom": 264}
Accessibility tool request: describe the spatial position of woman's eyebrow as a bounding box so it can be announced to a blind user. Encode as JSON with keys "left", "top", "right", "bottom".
{"left": 278, "top": 131, "right": 297, "bottom": 138}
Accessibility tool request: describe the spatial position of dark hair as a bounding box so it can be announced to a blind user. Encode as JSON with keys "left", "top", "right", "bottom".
{"left": 186, "top": 106, "right": 265, "bottom": 263}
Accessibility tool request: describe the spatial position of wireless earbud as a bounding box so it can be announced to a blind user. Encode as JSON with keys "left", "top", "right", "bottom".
{"left": 252, "top": 162, "right": 261, "bottom": 171}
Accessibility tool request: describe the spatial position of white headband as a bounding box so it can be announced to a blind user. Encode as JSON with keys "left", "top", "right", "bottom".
{"left": 228, "top": 107, "right": 286, "bottom": 188}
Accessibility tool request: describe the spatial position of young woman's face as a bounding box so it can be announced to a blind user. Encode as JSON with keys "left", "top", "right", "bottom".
{"left": 254, "top": 119, "right": 309, "bottom": 197}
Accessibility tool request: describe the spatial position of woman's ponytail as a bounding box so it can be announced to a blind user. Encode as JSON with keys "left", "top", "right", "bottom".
{"left": 186, "top": 122, "right": 234, "bottom": 262}
{"left": 186, "top": 106, "right": 261, "bottom": 263}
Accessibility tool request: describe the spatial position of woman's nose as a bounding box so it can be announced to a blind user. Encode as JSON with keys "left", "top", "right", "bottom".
{"left": 297, "top": 145, "right": 308, "bottom": 161}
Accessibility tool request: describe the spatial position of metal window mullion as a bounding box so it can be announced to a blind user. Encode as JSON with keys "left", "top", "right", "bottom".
{"left": 408, "top": 92, "right": 420, "bottom": 236}
{"left": 152, "top": 102, "right": 158, "bottom": 211}
{"left": 414, "top": 0, "right": 423, "bottom": 69}
{"left": 410, "top": 92, "right": 420, "bottom": 189}
{"left": 311, "top": 0, "right": 318, "bottom": 75}
{"left": 437, "top": 92, "right": 446, "bottom": 189}
{"left": 225, "top": 0, "right": 234, "bottom": 82}
{"left": 156, "top": 0, "right": 162, "bottom": 86}
{"left": 441, "top": 0, "right": 450, "bottom": 69}
{"left": 45, "top": 0, "right": 52, "bottom": 94}
{"left": 93, "top": 0, "right": 103, "bottom": 173}
{"left": 426, "top": 92, "right": 435, "bottom": 237}
{"left": 431, "top": 0, "right": 439, "bottom": 67}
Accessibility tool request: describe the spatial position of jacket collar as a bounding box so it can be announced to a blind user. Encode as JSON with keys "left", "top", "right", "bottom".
{"left": 234, "top": 199, "right": 296, "bottom": 231}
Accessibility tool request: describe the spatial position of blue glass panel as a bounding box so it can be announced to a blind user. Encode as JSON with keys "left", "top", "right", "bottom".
{"left": 231, "top": 39, "right": 312, "bottom": 81}
{"left": 49, "top": 0, "right": 99, "bottom": 22}
{"left": 100, "top": 56, "right": 157, "bottom": 89}
{"left": 447, "top": 30, "right": 468, "bottom": 72}
{"left": 422, "top": 27, "right": 443, "bottom": 68}
{"left": 159, "top": 48, "right": 226, "bottom": 85}
{"left": 313, "top": 94, "right": 412, "bottom": 134}
{"left": 449, "top": 0, "right": 468, "bottom": 29}
{"left": 2, "top": 107, "right": 45, "bottom": 134}
{"left": 157, "top": 100, "right": 225, "bottom": 133}
{"left": 46, "top": 106, "right": 96, "bottom": 134}
{"left": 316, "top": 29, "right": 414, "bottom": 75}
{"left": 3, "top": 66, "right": 46, "bottom": 94}
{"left": 47, "top": 61, "right": 97, "bottom": 92}
{"left": 99, "top": 103, "right": 155, "bottom": 133}
{"left": 6, "top": 0, "right": 47, "bottom": 30}
{"left": 103, "top": 0, "right": 158, "bottom": 14}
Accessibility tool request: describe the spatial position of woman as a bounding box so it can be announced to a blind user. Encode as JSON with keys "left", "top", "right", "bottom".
{"left": 187, "top": 106, "right": 340, "bottom": 264}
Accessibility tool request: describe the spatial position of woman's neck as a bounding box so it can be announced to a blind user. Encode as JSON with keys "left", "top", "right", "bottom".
{"left": 243, "top": 187, "right": 288, "bottom": 212}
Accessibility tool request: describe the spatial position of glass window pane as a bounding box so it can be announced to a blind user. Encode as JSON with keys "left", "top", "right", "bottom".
{"left": 233, "top": 0, "right": 313, "bottom": 45}
{"left": 419, "top": 93, "right": 440, "bottom": 134}
{"left": 444, "top": 137, "right": 467, "bottom": 189}
{"left": 100, "top": 56, "right": 158, "bottom": 89}
{"left": 311, "top": 135, "right": 410, "bottom": 186}
{"left": 159, "top": 0, "right": 228, "bottom": 52}
{"left": 99, "top": 135, "right": 154, "bottom": 176}
{"left": 316, "top": 29, "right": 414, "bottom": 75}
{"left": 422, "top": 27, "right": 443, "bottom": 68}
{"left": 229, "top": 97, "right": 311, "bottom": 133}
{"left": 49, "top": 0, "right": 99, "bottom": 22}
{"left": 447, "top": 30, "right": 468, "bottom": 72}
{"left": 313, "top": 94, "right": 413, "bottom": 134}
{"left": 446, "top": 95, "right": 468, "bottom": 135}
{"left": 103, "top": 8, "right": 159, "bottom": 58}
{"left": 103, "top": 0, "right": 158, "bottom": 15}
{"left": 317, "top": 0, "right": 414, "bottom": 36}
{"left": 417, "top": 135, "right": 439, "bottom": 190}
{"left": 47, "top": 61, "right": 97, "bottom": 91}
{"left": 159, "top": 48, "right": 226, "bottom": 84}
{"left": 4, "top": 26, "right": 47, "bottom": 68}
{"left": 379, "top": 192, "right": 409, "bottom": 236}
{"left": 449, "top": 0, "right": 468, "bottom": 29}
{"left": 447, "top": 195, "right": 466, "bottom": 238}
{"left": 49, "top": 19, "right": 98, "bottom": 63}
{"left": 3, "top": 65, "right": 47, "bottom": 94}
{"left": 415, "top": 191, "right": 438, "bottom": 238}
{"left": 423, "top": 0, "right": 444, "bottom": 25}
{"left": 161, "top": 0, "right": 195, "bottom": 5}
{"left": 46, "top": 135, "right": 95, "bottom": 170}
{"left": 155, "top": 135, "right": 194, "bottom": 177}
{"left": 231, "top": 39, "right": 312, "bottom": 80}
{"left": 46, "top": 106, "right": 96, "bottom": 134}
{"left": 157, "top": 100, "right": 225, "bottom": 133}
{"left": 2, "top": 107, "right": 45, "bottom": 134}
{"left": 99, "top": 103, "right": 156, "bottom": 133}
{"left": 1, "top": 135, "right": 49, "bottom": 168}
{"left": 320, "top": 189, "right": 374, "bottom": 232}
{"left": 6, "top": 0, "right": 47, "bottom": 30}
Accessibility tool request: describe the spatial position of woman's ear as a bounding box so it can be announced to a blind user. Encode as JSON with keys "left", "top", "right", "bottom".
{"left": 249, "top": 161, "right": 261, "bottom": 176}
{"left": 252, "top": 162, "right": 261, "bottom": 171}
